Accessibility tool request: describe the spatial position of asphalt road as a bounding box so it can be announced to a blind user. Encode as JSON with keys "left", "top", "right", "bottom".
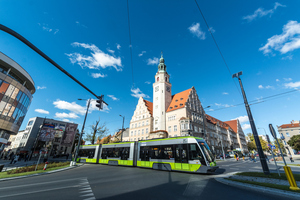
{"left": 0, "top": 159, "right": 298, "bottom": 200}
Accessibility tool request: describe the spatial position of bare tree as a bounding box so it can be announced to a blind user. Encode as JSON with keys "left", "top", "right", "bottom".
{"left": 84, "top": 118, "right": 109, "bottom": 144}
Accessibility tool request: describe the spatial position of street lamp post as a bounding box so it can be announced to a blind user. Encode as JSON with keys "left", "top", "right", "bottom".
{"left": 119, "top": 115, "right": 125, "bottom": 142}
{"left": 201, "top": 106, "right": 210, "bottom": 141}
{"left": 233, "top": 71, "right": 270, "bottom": 175}
{"left": 73, "top": 98, "right": 91, "bottom": 165}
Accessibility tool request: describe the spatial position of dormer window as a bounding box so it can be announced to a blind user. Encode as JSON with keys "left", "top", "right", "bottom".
{"left": 180, "top": 103, "right": 183, "bottom": 106}
{"left": 175, "top": 100, "right": 178, "bottom": 102}
{"left": 175, "top": 105, "right": 178, "bottom": 108}
{"left": 180, "top": 98, "right": 183, "bottom": 100}
{"left": 170, "top": 107, "right": 173, "bottom": 109}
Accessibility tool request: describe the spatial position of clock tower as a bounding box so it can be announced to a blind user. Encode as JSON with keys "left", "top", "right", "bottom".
{"left": 153, "top": 53, "right": 172, "bottom": 131}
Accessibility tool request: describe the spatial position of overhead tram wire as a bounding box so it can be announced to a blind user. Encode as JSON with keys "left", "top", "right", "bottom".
{"left": 193, "top": 0, "right": 242, "bottom": 98}
{"left": 206, "top": 88, "right": 300, "bottom": 112}
{"left": 127, "top": 0, "right": 135, "bottom": 88}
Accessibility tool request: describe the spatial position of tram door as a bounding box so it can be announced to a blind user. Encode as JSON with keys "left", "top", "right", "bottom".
{"left": 174, "top": 144, "right": 189, "bottom": 170}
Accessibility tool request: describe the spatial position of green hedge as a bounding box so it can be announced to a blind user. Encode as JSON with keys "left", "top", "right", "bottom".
{"left": 7, "top": 162, "right": 70, "bottom": 174}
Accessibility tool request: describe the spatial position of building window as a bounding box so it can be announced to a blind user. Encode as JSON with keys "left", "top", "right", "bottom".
{"left": 135, "top": 123, "right": 137, "bottom": 128}
{"left": 174, "top": 125, "right": 177, "bottom": 132}
{"left": 142, "top": 121, "right": 144, "bottom": 126}
{"left": 194, "top": 126, "right": 198, "bottom": 132}
{"left": 138, "top": 130, "right": 140, "bottom": 135}
{"left": 168, "top": 126, "right": 171, "bottom": 132}
{"left": 138, "top": 122, "right": 140, "bottom": 127}
{"left": 157, "top": 77, "right": 159, "bottom": 82}
{"left": 27, "top": 120, "right": 33, "bottom": 126}
{"left": 146, "top": 120, "right": 149, "bottom": 125}
{"left": 155, "top": 120, "right": 158, "bottom": 125}
{"left": 142, "top": 129, "right": 144, "bottom": 135}
{"left": 146, "top": 128, "right": 148, "bottom": 134}
{"left": 181, "top": 124, "right": 185, "bottom": 130}
{"left": 131, "top": 131, "right": 133, "bottom": 136}
{"left": 286, "top": 132, "right": 290, "bottom": 137}
{"left": 134, "top": 131, "right": 136, "bottom": 136}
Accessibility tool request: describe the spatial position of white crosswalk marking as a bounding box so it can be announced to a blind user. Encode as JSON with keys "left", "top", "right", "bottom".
{"left": 79, "top": 178, "right": 96, "bottom": 200}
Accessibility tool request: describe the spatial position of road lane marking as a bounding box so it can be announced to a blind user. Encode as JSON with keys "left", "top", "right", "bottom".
{"left": 0, "top": 185, "right": 80, "bottom": 198}
{"left": 0, "top": 177, "right": 86, "bottom": 190}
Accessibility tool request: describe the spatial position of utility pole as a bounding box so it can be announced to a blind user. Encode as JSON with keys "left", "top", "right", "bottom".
{"left": 233, "top": 71, "right": 270, "bottom": 175}
{"left": 119, "top": 115, "right": 125, "bottom": 142}
{"left": 73, "top": 98, "right": 91, "bottom": 165}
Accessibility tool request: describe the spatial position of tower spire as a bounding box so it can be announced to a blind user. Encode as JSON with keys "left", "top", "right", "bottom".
{"left": 158, "top": 52, "right": 166, "bottom": 72}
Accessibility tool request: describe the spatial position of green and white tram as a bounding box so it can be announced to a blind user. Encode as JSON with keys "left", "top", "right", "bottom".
{"left": 76, "top": 136, "right": 218, "bottom": 173}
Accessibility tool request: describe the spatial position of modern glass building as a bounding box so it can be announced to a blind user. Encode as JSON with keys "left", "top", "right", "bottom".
{"left": 0, "top": 52, "right": 35, "bottom": 146}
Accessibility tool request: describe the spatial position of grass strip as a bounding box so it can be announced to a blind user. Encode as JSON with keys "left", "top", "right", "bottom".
{"left": 225, "top": 178, "right": 300, "bottom": 193}
{"left": 0, "top": 165, "right": 71, "bottom": 179}
{"left": 235, "top": 172, "right": 300, "bottom": 181}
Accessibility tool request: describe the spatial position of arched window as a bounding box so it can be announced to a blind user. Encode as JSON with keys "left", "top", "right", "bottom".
{"left": 165, "top": 77, "right": 167, "bottom": 82}
{"left": 157, "top": 77, "right": 159, "bottom": 82}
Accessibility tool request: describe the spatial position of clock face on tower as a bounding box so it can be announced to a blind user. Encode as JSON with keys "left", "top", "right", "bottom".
{"left": 166, "top": 86, "right": 170, "bottom": 92}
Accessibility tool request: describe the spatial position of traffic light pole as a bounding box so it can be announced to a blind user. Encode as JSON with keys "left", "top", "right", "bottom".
{"left": 73, "top": 98, "right": 91, "bottom": 165}
{"left": 233, "top": 72, "right": 270, "bottom": 175}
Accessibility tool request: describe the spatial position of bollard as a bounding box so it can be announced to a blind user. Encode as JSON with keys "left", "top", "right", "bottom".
{"left": 43, "top": 162, "right": 48, "bottom": 170}
{"left": 283, "top": 166, "right": 300, "bottom": 190}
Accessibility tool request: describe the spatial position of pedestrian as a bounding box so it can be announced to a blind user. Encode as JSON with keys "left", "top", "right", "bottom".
{"left": 24, "top": 153, "right": 29, "bottom": 162}
{"left": 242, "top": 154, "right": 245, "bottom": 161}
{"left": 251, "top": 154, "right": 256, "bottom": 162}
{"left": 9, "top": 153, "right": 15, "bottom": 164}
{"left": 66, "top": 153, "right": 69, "bottom": 160}
{"left": 13, "top": 154, "right": 19, "bottom": 164}
{"left": 289, "top": 154, "right": 294, "bottom": 162}
{"left": 235, "top": 153, "right": 239, "bottom": 161}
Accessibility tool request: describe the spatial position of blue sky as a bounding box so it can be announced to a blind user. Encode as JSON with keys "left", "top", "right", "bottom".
{"left": 1, "top": 1, "right": 300, "bottom": 141}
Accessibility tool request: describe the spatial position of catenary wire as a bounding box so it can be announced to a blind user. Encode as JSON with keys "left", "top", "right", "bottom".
{"left": 206, "top": 88, "right": 300, "bottom": 112}
{"left": 193, "top": 0, "right": 242, "bottom": 98}
{"left": 127, "top": 0, "right": 135, "bottom": 88}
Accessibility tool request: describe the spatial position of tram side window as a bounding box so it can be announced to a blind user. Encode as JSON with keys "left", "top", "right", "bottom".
{"left": 149, "top": 146, "right": 161, "bottom": 159}
{"left": 101, "top": 147, "right": 130, "bottom": 160}
{"left": 175, "top": 144, "right": 188, "bottom": 163}
{"left": 140, "top": 146, "right": 150, "bottom": 161}
{"left": 189, "top": 144, "right": 206, "bottom": 165}
{"left": 161, "top": 145, "right": 174, "bottom": 159}
{"left": 79, "top": 149, "right": 95, "bottom": 158}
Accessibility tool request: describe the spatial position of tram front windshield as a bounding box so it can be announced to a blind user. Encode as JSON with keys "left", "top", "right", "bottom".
{"left": 198, "top": 142, "right": 214, "bottom": 163}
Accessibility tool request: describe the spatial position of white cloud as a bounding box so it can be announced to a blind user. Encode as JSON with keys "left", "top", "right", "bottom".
{"left": 208, "top": 27, "right": 215, "bottom": 33}
{"left": 37, "top": 86, "right": 46, "bottom": 90}
{"left": 282, "top": 55, "right": 293, "bottom": 60}
{"left": 66, "top": 42, "right": 122, "bottom": 71}
{"left": 243, "top": 2, "right": 285, "bottom": 22}
{"left": 75, "top": 21, "right": 87, "bottom": 28}
{"left": 131, "top": 88, "right": 150, "bottom": 99}
{"left": 91, "top": 73, "right": 106, "bottom": 78}
{"left": 107, "top": 48, "right": 115, "bottom": 54}
{"left": 53, "top": 99, "right": 86, "bottom": 115}
{"left": 208, "top": 109, "right": 214, "bottom": 112}
{"left": 259, "top": 21, "right": 300, "bottom": 55}
{"left": 38, "top": 23, "right": 59, "bottom": 34}
{"left": 138, "top": 51, "right": 146, "bottom": 57}
{"left": 265, "top": 85, "right": 275, "bottom": 89}
{"left": 145, "top": 81, "right": 151, "bottom": 84}
{"left": 55, "top": 112, "right": 79, "bottom": 119}
{"left": 284, "top": 78, "right": 292, "bottom": 81}
{"left": 35, "top": 109, "right": 49, "bottom": 114}
{"left": 232, "top": 115, "right": 249, "bottom": 123}
{"left": 108, "top": 95, "right": 119, "bottom": 101}
{"left": 147, "top": 57, "right": 159, "bottom": 65}
{"left": 188, "top": 23, "right": 206, "bottom": 40}
{"left": 62, "top": 119, "right": 73, "bottom": 123}
{"left": 116, "top": 44, "right": 121, "bottom": 50}
{"left": 276, "top": 79, "right": 280, "bottom": 82}
{"left": 258, "top": 85, "right": 264, "bottom": 89}
{"left": 284, "top": 81, "right": 300, "bottom": 88}
{"left": 222, "top": 92, "right": 228, "bottom": 95}
{"left": 215, "top": 103, "right": 232, "bottom": 108}
{"left": 242, "top": 124, "right": 251, "bottom": 131}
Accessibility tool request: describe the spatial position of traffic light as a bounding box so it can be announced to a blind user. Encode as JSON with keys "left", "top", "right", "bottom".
{"left": 96, "top": 95, "right": 103, "bottom": 110}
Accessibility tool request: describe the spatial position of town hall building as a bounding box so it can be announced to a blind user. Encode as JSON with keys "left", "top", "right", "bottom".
{"left": 128, "top": 54, "right": 247, "bottom": 154}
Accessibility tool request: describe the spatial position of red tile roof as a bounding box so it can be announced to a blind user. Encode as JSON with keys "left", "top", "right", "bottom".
{"left": 206, "top": 115, "right": 230, "bottom": 129}
{"left": 279, "top": 123, "right": 300, "bottom": 128}
{"left": 224, "top": 120, "right": 238, "bottom": 133}
{"left": 167, "top": 88, "right": 192, "bottom": 112}
{"left": 144, "top": 100, "right": 153, "bottom": 117}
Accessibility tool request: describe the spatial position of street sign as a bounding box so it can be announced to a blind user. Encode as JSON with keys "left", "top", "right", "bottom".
{"left": 271, "top": 145, "right": 276, "bottom": 150}
{"left": 269, "top": 124, "right": 277, "bottom": 139}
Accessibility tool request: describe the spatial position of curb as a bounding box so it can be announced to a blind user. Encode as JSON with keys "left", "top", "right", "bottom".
{"left": 0, "top": 164, "right": 84, "bottom": 182}
{"left": 215, "top": 177, "right": 300, "bottom": 200}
